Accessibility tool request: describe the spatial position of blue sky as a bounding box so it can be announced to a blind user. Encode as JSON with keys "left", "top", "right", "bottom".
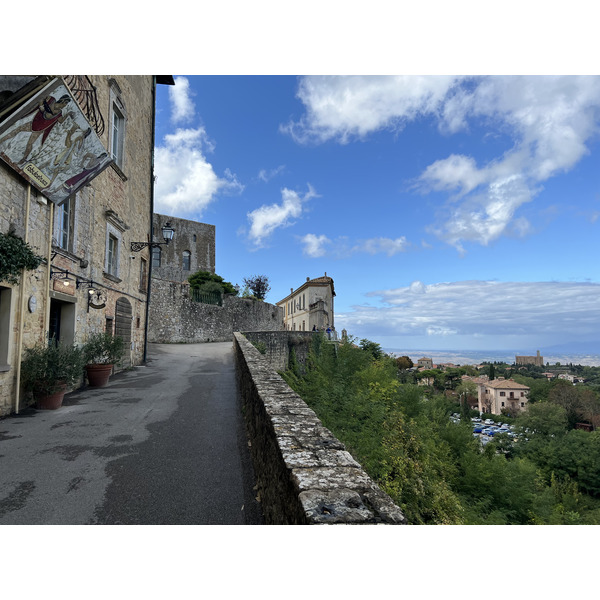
{"left": 153, "top": 75, "right": 600, "bottom": 353}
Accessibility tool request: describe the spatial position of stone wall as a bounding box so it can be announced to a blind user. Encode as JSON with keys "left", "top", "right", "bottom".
{"left": 233, "top": 332, "right": 406, "bottom": 525}
{"left": 151, "top": 213, "right": 215, "bottom": 283}
{"left": 148, "top": 278, "right": 283, "bottom": 343}
{"left": 241, "top": 330, "right": 315, "bottom": 371}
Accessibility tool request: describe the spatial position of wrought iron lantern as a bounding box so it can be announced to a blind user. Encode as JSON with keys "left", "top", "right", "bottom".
{"left": 130, "top": 222, "right": 175, "bottom": 252}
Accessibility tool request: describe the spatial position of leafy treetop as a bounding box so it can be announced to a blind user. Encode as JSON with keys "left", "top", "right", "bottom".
{"left": 188, "top": 270, "right": 238, "bottom": 295}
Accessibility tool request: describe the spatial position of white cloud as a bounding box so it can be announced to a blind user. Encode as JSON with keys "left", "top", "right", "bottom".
{"left": 301, "top": 233, "right": 331, "bottom": 257}
{"left": 356, "top": 236, "right": 408, "bottom": 256}
{"left": 257, "top": 165, "right": 285, "bottom": 182}
{"left": 336, "top": 280, "right": 600, "bottom": 347}
{"left": 169, "top": 76, "right": 195, "bottom": 123}
{"left": 154, "top": 127, "right": 243, "bottom": 217}
{"left": 284, "top": 75, "right": 600, "bottom": 251}
{"left": 300, "top": 234, "right": 409, "bottom": 258}
{"left": 281, "top": 75, "right": 461, "bottom": 144}
{"left": 247, "top": 185, "right": 317, "bottom": 246}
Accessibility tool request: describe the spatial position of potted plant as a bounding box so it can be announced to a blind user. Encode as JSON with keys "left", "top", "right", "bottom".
{"left": 82, "top": 332, "right": 125, "bottom": 387}
{"left": 20, "top": 341, "right": 85, "bottom": 410}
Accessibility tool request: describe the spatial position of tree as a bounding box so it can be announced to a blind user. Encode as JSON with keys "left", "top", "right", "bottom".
{"left": 396, "top": 355, "right": 414, "bottom": 370}
{"left": 456, "top": 380, "right": 477, "bottom": 419}
{"left": 489, "top": 363, "right": 495, "bottom": 381}
{"left": 242, "top": 275, "right": 271, "bottom": 300}
{"left": 188, "top": 270, "right": 238, "bottom": 295}
{"left": 359, "top": 338, "right": 383, "bottom": 360}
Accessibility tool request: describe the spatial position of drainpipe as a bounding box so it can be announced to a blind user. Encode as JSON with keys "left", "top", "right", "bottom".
{"left": 143, "top": 76, "right": 157, "bottom": 363}
{"left": 13, "top": 184, "right": 32, "bottom": 414}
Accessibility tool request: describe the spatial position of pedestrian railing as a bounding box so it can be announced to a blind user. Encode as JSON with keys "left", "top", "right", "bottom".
{"left": 190, "top": 289, "right": 223, "bottom": 306}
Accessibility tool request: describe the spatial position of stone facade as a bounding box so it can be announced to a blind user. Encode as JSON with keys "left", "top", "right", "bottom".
{"left": 233, "top": 332, "right": 406, "bottom": 524}
{"left": 477, "top": 378, "right": 530, "bottom": 415}
{"left": 277, "top": 273, "right": 335, "bottom": 332}
{"left": 515, "top": 350, "right": 544, "bottom": 367}
{"left": 0, "top": 75, "right": 171, "bottom": 416}
{"left": 242, "top": 330, "right": 318, "bottom": 372}
{"left": 148, "top": 278, "right": 283, "bottom": 343}
{"left": 151, "top": 213, "right": 215, "bottom": 283}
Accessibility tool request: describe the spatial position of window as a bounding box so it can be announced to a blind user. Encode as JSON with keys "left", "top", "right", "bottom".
{"left": 182, "top": 250, "right": 191, "bottom": 271}
{"left": 501, "top": 402, "right": 505, "bottom": 407}
{"left": 193, "top": 234, "right": 197, "bottom": 243}
{"left": 109, "top": 80, "right": 127, "bottom": 170}
{"left": 104, "top": 213, "right": 125, "bottom": 280}
{"left": 152, "top": 246, "right": 161, "bottom": 268}
{"left": 111, "top": 104, "right": 125, "bottom": 166}
{"left": 139, "top": 257, "right": 148, "bottom": 292}
{"left": 55, "top": 195, "right": 75, "bottom": 251}
{"left": 500, "top": 391, "right": 505, "bottom": 396}
{"left": 521, "top": 402, "right": 525, "bottom": 407}
{"left": 107, "top": 234, "right": 118, "bottom": 276}
{"left": 105, "top": 317, "right": 114, "bottom": 335}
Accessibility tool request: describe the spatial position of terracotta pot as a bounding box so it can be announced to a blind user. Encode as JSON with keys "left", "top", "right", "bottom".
{"left": 85, "top": 363, "right": 114, "bottom": 387}
{"left": 35, "top": 384, "right": 67, "bottom": 410}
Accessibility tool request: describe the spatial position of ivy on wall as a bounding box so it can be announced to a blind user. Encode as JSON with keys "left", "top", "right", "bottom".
{"left": 0, "top": 232, "right": 43, "bottom": 285}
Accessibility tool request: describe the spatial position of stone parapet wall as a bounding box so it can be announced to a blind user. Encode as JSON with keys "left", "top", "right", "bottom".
{"left": 233, "top": 332, "right": 406, "bottom": 525}
{"left": 241, "top": 330, "right": 315, "bottom": 371}
{"left": 148, "top": 278, "right": 283, "bottom": 343}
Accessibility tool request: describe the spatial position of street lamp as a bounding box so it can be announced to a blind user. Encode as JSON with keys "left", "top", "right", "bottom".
{"left": 130, "top": 222, "right": 175, "bottom": 252}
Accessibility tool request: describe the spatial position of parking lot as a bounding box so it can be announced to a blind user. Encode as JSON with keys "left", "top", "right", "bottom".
{"left": 449, "top": 414, "right": 519, "bottom": 446}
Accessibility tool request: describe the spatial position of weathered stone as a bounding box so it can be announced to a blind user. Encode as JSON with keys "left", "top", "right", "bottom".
{"left": 233, "top": 331, "right": 407, "bottom": 525}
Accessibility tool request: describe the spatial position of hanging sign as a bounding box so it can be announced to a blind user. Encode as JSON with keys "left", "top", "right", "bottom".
{"left": 0, "top": 77, "right": 113, "bottom": 204}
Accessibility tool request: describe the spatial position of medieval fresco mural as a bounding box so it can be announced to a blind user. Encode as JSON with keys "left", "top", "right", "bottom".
{"left": 0, "top": 77, "right": 113, "bottom": 204}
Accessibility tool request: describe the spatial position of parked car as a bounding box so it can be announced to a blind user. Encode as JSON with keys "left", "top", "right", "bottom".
{"left": 484, "top": 419, "right": 494, "bottom": 425}
{"left": 473, "top": 424, "right": 484, "bottom": 433}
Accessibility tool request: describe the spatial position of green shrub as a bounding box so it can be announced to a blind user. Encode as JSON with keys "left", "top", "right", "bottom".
{"left": 83, "top": 332, "right": 126, "bottom": 365}
{"left": 21, "top": 341, "right": 85, "bottom": 395}
{"left": 0, "top": 232, "right": 43, "bottom": 285}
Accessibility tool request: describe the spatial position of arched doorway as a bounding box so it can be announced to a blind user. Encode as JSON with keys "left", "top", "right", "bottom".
{"left": 115, "top": 297, "right": 132, "bottom": 368}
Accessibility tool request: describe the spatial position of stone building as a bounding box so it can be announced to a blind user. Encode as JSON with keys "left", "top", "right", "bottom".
{"left": 515, "top": 350, "right": 544, "bottom": 367}
{"left": 417, "top": 357, "right": 433, "bottom": 369}
{"left": 150, "top": 213, "right": 215, "bottom": 283}
{"left": 0, "top": 75, "right": 173, "bottom": 416}
{"left": 476, "top": 378, "right": 530, "bottom": 415}
{"left": 277, "top": 273, "right": 335, "bottom": 332}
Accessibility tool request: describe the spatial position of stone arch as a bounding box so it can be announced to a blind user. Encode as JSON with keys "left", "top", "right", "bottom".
{"left": 115, "top": 297, "right": 132, "bottom": 367}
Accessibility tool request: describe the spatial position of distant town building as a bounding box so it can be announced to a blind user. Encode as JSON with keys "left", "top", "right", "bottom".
{"left": 476, "top": 378, "right": 530, "bottom": 415}
{"left": 515, "top": 350, "right": 544, "bottom": 367}
{"left": 417, "top": 357, "right": 433, "bottom": 369}
{"left": 277, "top": 273, "right": 335, "bottom": 332}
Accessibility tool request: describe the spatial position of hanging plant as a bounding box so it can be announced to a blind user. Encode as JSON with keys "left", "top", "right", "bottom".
{"left": 0, "top": 232, "right": 44, "bottom": 285}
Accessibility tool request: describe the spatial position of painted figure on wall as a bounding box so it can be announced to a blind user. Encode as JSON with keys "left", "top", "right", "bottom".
{"left": 0, "top": 78, "right": 113, "bottom": 204}
{"left": 0, "top": 95, "right": 74, "bottom": 164}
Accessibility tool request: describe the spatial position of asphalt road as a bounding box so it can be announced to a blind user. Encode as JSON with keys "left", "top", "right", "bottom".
{"left": 0, "top": 342, "right": 264, "bottom": 525}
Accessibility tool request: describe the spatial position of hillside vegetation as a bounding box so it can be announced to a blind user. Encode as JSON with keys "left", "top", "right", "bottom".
{"left": 281, "top": 335, "right": 600, "bottom": 524}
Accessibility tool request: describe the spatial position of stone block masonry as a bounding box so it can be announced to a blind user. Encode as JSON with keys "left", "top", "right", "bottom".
{"left": 148, "top": 278, "right": 283, "bottom": 343}
{"left": 242, "top": 330, "right": 315, "bottom": 371}
{"left": 233, "top": 332, "right": 407, "bottom": 525}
